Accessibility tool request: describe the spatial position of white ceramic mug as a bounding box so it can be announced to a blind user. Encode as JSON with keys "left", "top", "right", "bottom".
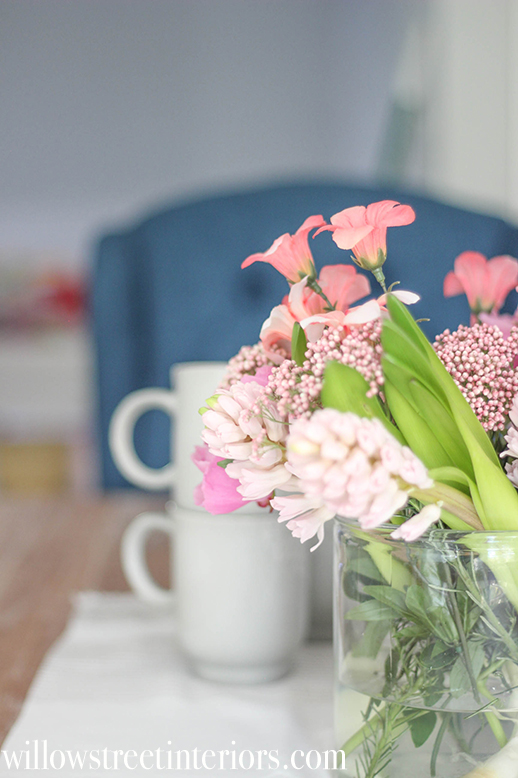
{"left": 109, "top": 362, "right": 226, "bottom": 507}
{"left": 121, "top": 504, "right": 310, "bottom": 683}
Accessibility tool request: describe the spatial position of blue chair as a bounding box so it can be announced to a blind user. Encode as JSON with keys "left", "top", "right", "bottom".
{"left": 91, "top": 181, "right": 518, "bottom": 489}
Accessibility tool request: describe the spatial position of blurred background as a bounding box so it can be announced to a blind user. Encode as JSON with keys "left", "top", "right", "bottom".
{"left": 0, "top": 0, "right": 516, "bottom": 495}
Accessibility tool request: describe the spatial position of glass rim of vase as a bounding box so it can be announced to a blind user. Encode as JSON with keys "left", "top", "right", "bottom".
{"left": 334, "top": 514, "right": 518, "bottom": 546}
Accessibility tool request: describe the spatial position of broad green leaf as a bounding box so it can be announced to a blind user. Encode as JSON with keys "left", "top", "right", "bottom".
{"left": 291, "top": 322, "right": 307, "bottom": 367}
{"left": 449, "top": 642, "right": 485, "bottom": 699}
{"left": 351, "top": 620, "right": 391, "bottom": 659}
{"left": 405, "top": 585, "right": 430, "bottom": 618}
{"left": 397, "top": 624, "right": 427, "bottom": 639}
{"left": 321, "top": 362, "right": 405, "bottom": 443}
{"left": 408, "top": 380, "right": 474, "bottom": 477}
{"left": 386, "top": 295, "right": 500, "bottom": 467}
{"left": 365, "top": 541, "right": 414, "bottom": 592}
{"left": 385, "top": 292, "right": 431, "bottom": 356}
{"left": 382, "top": 320, "right": 450, "bottom": 405}
{"left": 429, "top": 466, "right": 486, "bottom": 523}
{"left": 453, "top": 413, "right": 518, "bottom": 530}
{"left": 363, "top": 585, "right": 408, "bottom": 616}
{"left": 344, "top": 600, "right": 395, "bottom": 621}
{"left": 409, "top": 712, "right": 437, "bottom": 748}
{"left": 383, "top": 377, "right": 454, "bottom": 470}
{"left": 347, "top": 554, "right": 386, "bottom": 583}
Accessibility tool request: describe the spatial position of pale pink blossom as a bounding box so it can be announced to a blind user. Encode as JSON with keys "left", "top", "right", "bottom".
{"left": 506, "top": 459, "right": 518, "bottom": 488}
{"left": 391, "top": 504, "right": 442, "bottom": 541}
{"left": 260, "top": 267, "right": 371, "bottom": 360}
{"left": 479, "top": 311, "right": 518, "bottom": 339}
{"left": 241, "top": 215, "right": 325, "bottom": 283}
{"left": 226, "top": 459, "right": 295, "bottom": 500}
{"left": 299, "top": 290, "right": 418, "bottom": 343}
{"left": 201, "top": 380, "right": 267, "bottom": 460}
{"left": 192, "top": 445, "right": 249, "bottom": 514}
{"left": 501, "top": 392, "right": 518, "bottom": 487}
{"left": 444, "top": 252, "right": 518, "bottom": 316}
{"left": 277, "top": 409, "right": 433, "bottom": 545}
{"left": 272, "top": 493, "right": 335, "bottom": 550}
{"left": 315, "top": 200, "right": 416, "bottom": 271}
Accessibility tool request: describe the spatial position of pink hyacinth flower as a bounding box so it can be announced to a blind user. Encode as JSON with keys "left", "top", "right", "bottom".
{"left": 192, "top": 445, "right": 248, "bottom": 514}
{"left": 444, "top": 251, "right": 518, "bottom": 316}
{"left": 315, "top": 200, "right": 416, "bottom": 271}
{"left": 241, "top": 214, "right": 326, "bottom": 283}
{"left": 391, "top": 504, "right": 442, "bottom": 542}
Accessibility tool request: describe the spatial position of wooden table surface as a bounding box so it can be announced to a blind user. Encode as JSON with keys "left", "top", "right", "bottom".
{"left": 0, "top": 494, "right": 168, "bottom": 746}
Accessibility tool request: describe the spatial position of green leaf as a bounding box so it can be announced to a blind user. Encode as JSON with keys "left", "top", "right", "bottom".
{"left": 347, "top": 554, "right": 386, "bottom": 583}
{"left": 408, "top": 380, "right": 474, "bottom": 477}
{"left": 409, "top": 711, "right": 437, "bottom": 748}
{"left": 397, "top": 624, "right": 427, "bottom": 639}
{"left": 449, "top": 642, "right": 485, "bottom": 698}
{"left": 344, "top": 599, "right": 395, "bottom": 621}
{"left": 405, "top": 585, "right": 429, "bottom": 618}
{"left": 382, "top": 376, "right": 454, "bottom": 470}
{"left": 363, "top": 585, "right": 408, "bottom": 616}
{"left": 291, "top": 322, "right": 307, "bottom": 367}
{"left": 386, "top": 295, "right": 501, "bottom": 468}
{"left": 351, "top": 620, "right": 391, "bottom": 659}
{"left": 321, "top": 361, "right": 404, "bottom": 443}
{"left": 382, "top": 320, "right": 449, "bottom": 405}
{"left": 216, "top": 458, "right": 233, "bottom": 468}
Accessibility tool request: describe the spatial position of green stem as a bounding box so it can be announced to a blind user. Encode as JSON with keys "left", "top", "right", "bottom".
{"left": 477, "top": 680, "right": 508, "bottom": 748}
{"left": 372, "top": 267, "right": 387, "bottom": 292}
{"left": 430, "top": 714, "right": 450, "bottom": 777}
{"left": 306, "top": 278, "right": 335, "bottom": 310}
{"left": 443, "top": 565, "right": 481, "bottom": 704}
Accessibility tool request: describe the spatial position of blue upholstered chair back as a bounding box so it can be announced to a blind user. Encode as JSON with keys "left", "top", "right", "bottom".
{"left": 92, "top": 181, "right": 518, "bottom": 489}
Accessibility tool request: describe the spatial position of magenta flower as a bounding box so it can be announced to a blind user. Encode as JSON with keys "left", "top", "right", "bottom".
{"left": 241, "top": 214, "right": 325, "bottom": 283}
{"left": 192, "top": 445, "right": 248, "bottom": 514}
{"left": 444, "top": 251, "right": 518, "bottom": 316}
{"left": 316, "top": 200, "right": 415, "bottom": 271}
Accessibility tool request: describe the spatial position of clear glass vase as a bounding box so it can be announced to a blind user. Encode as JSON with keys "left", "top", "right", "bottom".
{"left": 334, "top": 516, "right": 518, "bottom": 778}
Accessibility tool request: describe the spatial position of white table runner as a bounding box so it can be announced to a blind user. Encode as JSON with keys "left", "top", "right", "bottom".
{"left": 1, "top": 593, "right": 334, "bottom": 776}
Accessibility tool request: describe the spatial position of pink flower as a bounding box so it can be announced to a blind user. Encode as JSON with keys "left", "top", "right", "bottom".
{"left": 316, "top": 200, "right": 416, "bottom": 271}
{"left": 192, "top": 445, "right": 248, "bottom": 514}
{"left": 259, "top": 265, "right": 372, "bottom": 361}
{"left": 391, "top": 504, "right": 442, "bottom": 541}
{"left": 434, "top": 323, "right": 518, "bottom": 432}
{"left": 241, "top": 215, "right": 325, "bottom": 283}
{"left": 444, "top": 252, "right": 518, "bottom": 315}
{"left": 272, "top": 493, "right": 334, "bottom": 550}
{"left": 479, "top": 312, "right": 518, "bottom": 339}
{"left": 240, "top": 365, "right": 273, "bottom": 386}
{"left": 277, "top": 409, "right": 433, "bottom": 545}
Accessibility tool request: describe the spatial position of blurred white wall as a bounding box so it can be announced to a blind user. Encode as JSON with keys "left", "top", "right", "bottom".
{"left": 0, "top": 0, "right": 412, "bottom": 262}
{"left": 393, "top": 0, "right": 518, "bottom": 222}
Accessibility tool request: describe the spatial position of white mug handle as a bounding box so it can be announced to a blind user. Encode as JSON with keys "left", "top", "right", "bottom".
{"left": 109, "top": 388, "right": 178, "bottom": 490}
{"left": 121, "top": 511, "right": 175, "bottom": 604}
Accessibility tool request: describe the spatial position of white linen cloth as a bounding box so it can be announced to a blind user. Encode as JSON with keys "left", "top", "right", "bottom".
{"left": 1, "top": 593, "right": 334, "bottom": 777}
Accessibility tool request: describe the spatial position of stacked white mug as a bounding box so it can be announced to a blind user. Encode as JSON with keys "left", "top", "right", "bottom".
{"left": 109, "top": 362, "right": 310, "bottom": 683}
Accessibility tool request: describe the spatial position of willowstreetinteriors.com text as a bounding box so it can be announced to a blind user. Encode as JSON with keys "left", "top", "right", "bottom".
{"left": 0, "top": 740, "right": 347, "bottom": 772}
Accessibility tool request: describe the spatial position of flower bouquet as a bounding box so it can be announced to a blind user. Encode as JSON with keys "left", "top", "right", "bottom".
{"left": 195, "top": 200, "right": 518, "bottom": 777}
